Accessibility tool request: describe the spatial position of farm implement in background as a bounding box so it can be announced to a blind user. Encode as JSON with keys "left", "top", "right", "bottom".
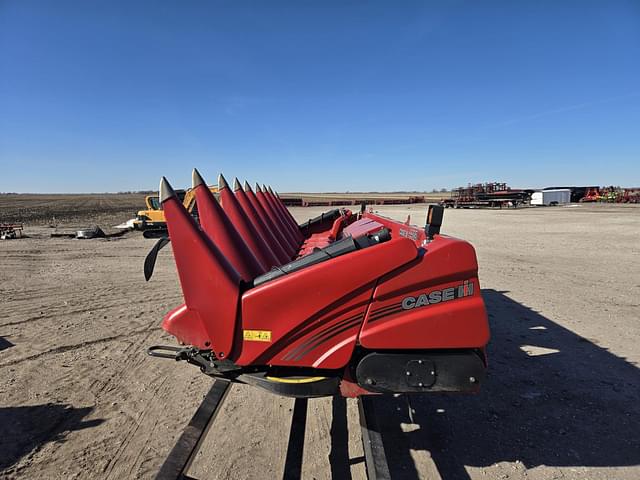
{"left": 583, "top": 186, "right": 640, "bottom": 203}
{"left": 440, "top": 182, "right": 532, "bottom": 208}
{"left": 0, "top": 223, "right": 23, "bottom": 240}
{"left": 529, "top": 185, "right": 640, "bottom": 204}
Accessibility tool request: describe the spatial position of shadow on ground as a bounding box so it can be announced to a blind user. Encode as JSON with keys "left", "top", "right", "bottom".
{"left": 0, "top": 336, "right": 14, "bottom": 351}
{"left": 0, "top": 403, "right": 104, "bottom": 471}
{"left": 328, "top": 289, "right": 639, "bottom": 479}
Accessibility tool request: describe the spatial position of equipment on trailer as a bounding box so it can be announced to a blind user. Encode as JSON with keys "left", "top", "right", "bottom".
{"left": 440, "top": 182, "right": 531, "bottom": 208}
{"left": 147, "top": 169, "right": 490, "bottom": 398}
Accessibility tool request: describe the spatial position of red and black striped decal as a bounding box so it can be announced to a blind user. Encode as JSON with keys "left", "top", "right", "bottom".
{"left": 282, "top": 312, "right": 364, "bottom": 362}
{"left": 367, "top": 302, "right": 403, "bottom": 323}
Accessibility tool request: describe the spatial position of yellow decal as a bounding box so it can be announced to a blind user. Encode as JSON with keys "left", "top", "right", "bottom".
{"left": 243, "top": 330, "right": 272, "bottom": 342}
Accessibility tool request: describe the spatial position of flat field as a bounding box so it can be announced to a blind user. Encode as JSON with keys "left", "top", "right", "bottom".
{"left": 0, "top": 193, "right": 146, "bottom": 227}
{"left": 0, "top": 196, "right": 638, "bottom": 479}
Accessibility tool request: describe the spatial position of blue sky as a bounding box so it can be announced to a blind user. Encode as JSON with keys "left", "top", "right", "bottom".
{"left": 1, "top": 1, "right": 639, "bottom": 193}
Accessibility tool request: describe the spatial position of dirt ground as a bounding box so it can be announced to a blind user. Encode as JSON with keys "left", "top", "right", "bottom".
{"left": 1, "top": 198, "right": 638, "bottom": 479}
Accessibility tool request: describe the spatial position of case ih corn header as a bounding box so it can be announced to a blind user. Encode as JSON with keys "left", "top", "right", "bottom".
{"left": 147, "top": 169, "right": 489, "bottom": 399}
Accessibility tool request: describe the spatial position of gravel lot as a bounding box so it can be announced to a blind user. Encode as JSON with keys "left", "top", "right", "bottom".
{"left": 1, "top": 198, "right": 638, "bottom": 479}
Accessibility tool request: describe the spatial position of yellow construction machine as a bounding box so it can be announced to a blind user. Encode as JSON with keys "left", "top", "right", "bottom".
{"left": 133, "top": 185, "right": 218, "bottom": 232}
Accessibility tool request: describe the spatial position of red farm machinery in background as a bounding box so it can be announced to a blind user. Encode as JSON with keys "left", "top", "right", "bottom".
{"left": 578, "top": 186, "right": 640, "bottom": 203}
{"left": 579, "top": 187, "right": 602, "bottom": 203}
{"left": 620, "top": 188, "right": 640, "bottom": 203}
{"left": 146, "top": 169, "right": 490, "bottom": 398}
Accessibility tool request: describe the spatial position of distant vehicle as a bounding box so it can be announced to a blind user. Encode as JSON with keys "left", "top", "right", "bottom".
{"left": 133, "top": 185, "right": 218, "bottom": 232}
{"left": 531, "top": 189, "right": 571, "bottom": 206}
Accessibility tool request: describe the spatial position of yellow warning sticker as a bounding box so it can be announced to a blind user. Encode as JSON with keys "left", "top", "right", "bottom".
{"left": 243, "top": 330, "right": 272, "bottom": 342}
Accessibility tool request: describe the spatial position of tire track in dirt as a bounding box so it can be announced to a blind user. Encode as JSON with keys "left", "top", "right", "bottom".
{"left": 0, "top": 325, "right": 161, "bottom": 368}
{"left": 0, "top": 324, "right": 201, "bottom": 479}
{"left": 0, "top": 297, "right": 166, "bottom": 328}
{"left": 87, "top": 325, "right": 161, "bottom": 401}
{"left": 101, "top": 375, "right": 170, "bottom": 480}
{"left": 104, "top": 376, "right": 175, "bottom": 480}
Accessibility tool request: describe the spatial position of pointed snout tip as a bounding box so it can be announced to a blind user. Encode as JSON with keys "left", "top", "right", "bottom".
{"left": 218, "top": 173, "right": 229, "bottom": 189}
{"left": 159, "top": 176, "right": 177, "bottom": 203}
{"left": 233, "top": 177, "right": 242, "bottom": 191}
{"left": 192, "top": 168, "right": 206, "bottom": 189}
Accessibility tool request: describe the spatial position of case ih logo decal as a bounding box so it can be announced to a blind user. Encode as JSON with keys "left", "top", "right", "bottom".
{"left": 401, "top": 280, "right": 474, "bottom": 310}
{"left": 367, "top": 280, "right": 475, "bottom": 323}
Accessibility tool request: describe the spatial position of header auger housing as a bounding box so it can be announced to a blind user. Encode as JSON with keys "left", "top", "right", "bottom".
{"left": 147, "top": 169, "right": 490, "bottom": 398}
